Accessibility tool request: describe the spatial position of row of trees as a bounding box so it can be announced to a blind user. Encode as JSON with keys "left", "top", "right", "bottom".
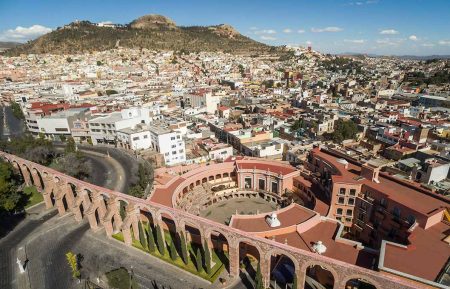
{"left": 0, "top": 160, "right": 22, "bottom": 214}
{"left": 128, "top": 162, "right": 153, "bottom": 198}
{"left": 137, "top": 222, "right": 212, "bottom": 274}
{"left": 0, "top": 135, "right": 92, "bottom": 180}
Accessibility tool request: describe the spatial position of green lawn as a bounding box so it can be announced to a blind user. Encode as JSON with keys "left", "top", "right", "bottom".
{"left": 24, "top": 186, "right": 44, "bottom": 208}
{"left": 112, "top": 227, "right": 227, "bottom": 283}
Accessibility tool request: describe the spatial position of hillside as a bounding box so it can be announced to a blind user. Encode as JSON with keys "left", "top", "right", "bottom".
{"left": 6, "top": 15, "right": 275, "bottom": 56}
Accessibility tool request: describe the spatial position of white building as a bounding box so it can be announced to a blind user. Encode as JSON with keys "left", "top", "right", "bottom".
{"left": 117, "top": 124, "right": 152, "bottom": 150}
{"left": 149, "top": 125, "right": 186, "bottom": 166}
{"left": 88, "top": 107, "right": 152, "bottom": 145}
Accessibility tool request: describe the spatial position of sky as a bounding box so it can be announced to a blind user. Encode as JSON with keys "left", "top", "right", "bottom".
{"left": 1, "top": 0, "right": 450, "bottom": 56}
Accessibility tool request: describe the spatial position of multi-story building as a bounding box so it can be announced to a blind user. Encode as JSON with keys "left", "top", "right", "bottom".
{"left": 88, "top": 107, "right": 151, "bottom": 145}
{"left": 148, "top": 124, "right": 186, "bottom": 166}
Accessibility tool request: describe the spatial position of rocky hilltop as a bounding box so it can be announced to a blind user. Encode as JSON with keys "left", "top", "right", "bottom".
{"left": 6, "top": 14, "right": 275, "bottom": 56}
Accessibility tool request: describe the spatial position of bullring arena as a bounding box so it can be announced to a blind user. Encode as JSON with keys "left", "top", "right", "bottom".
{"left": 0, "top": 151, "right": 429, "bottom": 289}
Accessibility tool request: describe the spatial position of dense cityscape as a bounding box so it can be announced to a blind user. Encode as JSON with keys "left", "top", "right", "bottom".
{"left": 0, "top": 2, "right": 449, "bottom": 289}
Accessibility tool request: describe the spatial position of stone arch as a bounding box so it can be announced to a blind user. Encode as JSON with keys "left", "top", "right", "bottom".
{"left": 180, "top": 218, "right": 204, "bottom": 245}
{"left": 302, "top": 260, "right": 338, "bottom": 289}
{"left": 31, "top": 167, "right": 45, "bottom": 189}
{"left": 155, "top": 208, "right": 180, "bottom": 235}
{"left": 208, "top": 175, "right": 214, "bottom": 181}
{"left": 342, "top": 275, "right": 379, "bottom": 289}
{"left": 265, "top": 248, "right": 300, "bottom": 288}
{"left": 20, "top": 163, "right": 34, "bottom": 185}
{"left": 204, "top": 227, "right": 232, "bottom": 274}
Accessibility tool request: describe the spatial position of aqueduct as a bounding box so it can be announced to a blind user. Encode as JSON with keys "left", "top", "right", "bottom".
{"left": 1, "top": 151, "right": 424, "bottom": 289}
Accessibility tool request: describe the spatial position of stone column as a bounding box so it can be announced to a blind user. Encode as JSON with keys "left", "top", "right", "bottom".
{"left": 42, "top": 177, "right": 55, "bottom": 209}
{"left": 261, "top": 256, "right": 271, "bottom": 289}
{"left": 87, "top": 210, "right": 99, "bottom": 230}
{"left": 294, "top": 266, "right": 304, "bottom": 289}
{"left": 30, "top": 170, "right": 42, "bottom": 190}
{"left": 21, "top": 166, "right": 32, "bottom": 186}
{"left": 122, "top": 226, "right": 132, "bottom": 246}
{"left": 228, "top": 241, "right": 239, "bottom": 278}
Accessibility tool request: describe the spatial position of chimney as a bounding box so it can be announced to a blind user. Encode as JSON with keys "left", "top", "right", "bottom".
{"left": 361, "top": 163, "right": 380, "bottom": 183}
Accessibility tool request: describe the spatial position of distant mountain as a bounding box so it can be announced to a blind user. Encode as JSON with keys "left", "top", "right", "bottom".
{"left": 0, "top": 41, "right": 21, "bottom": 51}
{"left": 6, "top": 14, "right": 276, "bottom": 56}
{"left": 339, "top": 52, "right": 450, "bottom": 60}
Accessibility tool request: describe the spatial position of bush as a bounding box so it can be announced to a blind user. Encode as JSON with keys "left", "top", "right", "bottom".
{"left": 105, "top": 267, "right": 138, "bottom": 289}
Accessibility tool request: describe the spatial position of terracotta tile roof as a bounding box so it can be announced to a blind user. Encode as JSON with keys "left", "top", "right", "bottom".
{"left": 230, "top": 204, "right": 316, "bottom": 232}
{"left": 274, "top": 221, "right": 377, "bottom": 268}
{"left": 312, "top": 148, "right": 448, "bottom": 216}
{"left": 150, "top": 177, "right": 185, "bottom": 207}
{"left": 236, "top": 161, "right": 297, "bottom": 175}
{"left": 383, "top": 221, "right": 450, "bottom": 282}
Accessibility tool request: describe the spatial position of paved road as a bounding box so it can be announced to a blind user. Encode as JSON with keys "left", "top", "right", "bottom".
{"left": 0, "top": 205, "right": 57, "bottom": 289}
{"left": 54, "top": 144, "right": 139, "bottom": 193}
{"left": 1, "top": 204, "right": 253, "bottom": 289}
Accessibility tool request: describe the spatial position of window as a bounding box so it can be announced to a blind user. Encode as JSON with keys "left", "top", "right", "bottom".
{"left": 172, "top": 151, "right": 176, "bottom": 155}
{"left": 177, "top": 135, "right": 180, "bottom": 139}
{"left": 144, "top": 135, "right": 148, "bottom": 139}
{"left": 55, "top": 128, "right": 68, "bottom": 132}
{"left": 338, "top": 197, "right": 345, "bottom": 204}
{"left": 171, "top": 137, "right": 175, "bottom": 140}
{"left": 339, "top": 188, "right": 346, "bottom": 195}
{"left": 336, "top": 216, "right": 342, "bottom": 221}
{"left": 165, "top": 152, "right": 169, "bottom": 156}
{"left": 345, "top": 217, "right": 352, "bottom": 222}
{"left": 407, "top": 215, "right": 416, "bottom": 225}
{"left": 348, "top": 198, "right": 355, "bottom": 206}
{"left": 393, "top": 207, "right": 401, "bottom": 218}
{"left": 349, "top": 189, "right": 356, "bottom": 196}
{"left": 132, "top": 137, "right": 139, "bottom": 141}
{"left": 346, "top": 209, "right": 353, "bottom": 216}
{"left": 358, "top": 212, "right": 365, "bottom": 221}
{"left": 179, "top": 149, "right": 184, "bottom": 153}
{"left": 171, "top": 145, "right": 176, "bottom": 148}
{"left": 380, "top": 197, "right": 387, "bottom": 208}
{"left": 336, "top": 208, "right": 343, "bottom": 215}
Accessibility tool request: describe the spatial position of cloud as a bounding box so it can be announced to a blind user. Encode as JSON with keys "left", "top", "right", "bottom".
{"left": 0, "top": 25, "right": 52, "bottom": 42}
{"left": 249, "top": 27, "right": 258, "bottom": 30}
{"left": 254, "top": 29, "right": 276, "bottom": 35}
{"left": 421, "top": 43, "right": 435, "bottom": 47}
{"left": 408, "top": 35, "right": 418, "bottom": 41}
{"left": 297, "top": 29, "right": 305, "bottom": 34}
{"left": 260, "top": 35, "right": 276, "bottom": 41}
{"left": 306, "top": 40, "right": 312, "bottom": 45}
{"left": 376, "top": 38, "right": 404, "bottom": 46}
{"left": 98, "top": 21, "right": 113, "bottom": 25}
{"left": 346, "top": 0, "right": 378, "bottom": 6}
{"left": 311, "top": 27, "right": 343, "bottom": 33}
{"left": 438, "top": 40, "right": 450, "bottom": 46}
{"left": 380, "top": 29, "right": 399, "bottom": 35}
{"left": 344, "top": 39, "right": 366, "bottom": 44}
{"left": 283, "top": 28, "right": 292, "bottom": 34}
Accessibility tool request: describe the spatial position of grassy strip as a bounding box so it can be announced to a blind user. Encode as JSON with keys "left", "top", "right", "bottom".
{"left": 112, "top": 230, "right": 225, "bottom": 283}
{"left": 24, "top": 186, "right": 44, "bottom": 208}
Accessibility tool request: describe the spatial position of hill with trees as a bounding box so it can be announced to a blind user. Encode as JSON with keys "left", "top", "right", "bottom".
{"left": 6, "top": 15, "right": 276, "bottom": 56}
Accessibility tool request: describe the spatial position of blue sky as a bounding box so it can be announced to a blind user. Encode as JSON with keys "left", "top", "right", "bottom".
{"left": 1, "top": 0, "right": 450, "bottom": 55}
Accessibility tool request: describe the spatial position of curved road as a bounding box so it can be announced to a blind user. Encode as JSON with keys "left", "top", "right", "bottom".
{"left": 54, "top": 144, "right": 139, "bottom": 193}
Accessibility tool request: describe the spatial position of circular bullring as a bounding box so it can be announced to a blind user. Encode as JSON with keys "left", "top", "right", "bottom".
{"left": 151, "top": 157, "right": 301, "bottom": 224}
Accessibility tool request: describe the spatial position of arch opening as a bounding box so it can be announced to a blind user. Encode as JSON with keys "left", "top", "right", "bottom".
{"left": 305, "top": 264, "right": 335, "bottom": 289}
{"left": 345, "top": 278, "right": 377, "bottom": 289}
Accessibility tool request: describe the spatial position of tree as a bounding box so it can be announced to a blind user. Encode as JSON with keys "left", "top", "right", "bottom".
{"left": 255, "top": 262, "right": 263, "bottom": 289}
{"left": 179, "top": 232, "right": 188, "bottom": 265}
{"left": 65, "top": 251, "right": 80, "bottom": 279}
{"left": 203, "top": 239, "right": 211, "bottom": 274}
{"left": 128, "top": 185, "right": 144, "bottom": 198}
{"left": 292, "top": 274, "right": 298, "bottom": 289}
{"left": 155, "top": 224, "right": 165, "bottom": 255}
{"left": 147, "top": 225, "right": 156, "bottom": 253}
{"left": 195, "top": 247, "right": 203, "bottom": 272}
{"left": 138, "top": 221, "right": 147, "bottom": 249}
{"left": 65, "top": 137, "right": 76, "bottom": 154}
{"left": 10, "top": 101, "right": 24, "bottom": 119}
{"left": 169, "top": 236, "right": 178, "bottom": 261}
{"left": 0, "top": 160, "right": 21, "bottom": 213}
